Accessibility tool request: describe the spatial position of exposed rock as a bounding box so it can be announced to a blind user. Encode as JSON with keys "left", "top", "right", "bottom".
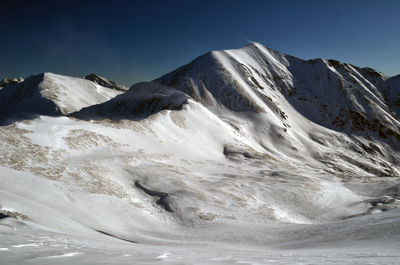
{"left": 0, "top": 77, "right": 23, "bottom": 88}
{"left": 0, "top": 212, "right": 9, "bottom": 219}
{"left": 96, "top": 230, "right": 138, "bottom": 243}
{"left": 135, "top": 181, "right": 173, "bottom": 212}
{"left": 84, "top": 73, "right": 128, "bottom": 91}
{"left": 366, "top": 196, "right": 400, "bottom": 212}
{"left": 0, "top": 210, "right": 30, "bottom": 220}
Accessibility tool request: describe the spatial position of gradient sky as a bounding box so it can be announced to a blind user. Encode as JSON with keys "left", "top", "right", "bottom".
{"left": 1, "top": 0, "right": 399, "bottom": 86}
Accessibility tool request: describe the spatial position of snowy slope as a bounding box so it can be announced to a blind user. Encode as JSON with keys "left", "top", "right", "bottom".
{"left": 1, "top": 43, "right": 400, "bottom": 264}
{"left": 0, "top": 72, "right": 123, "bottom": 125}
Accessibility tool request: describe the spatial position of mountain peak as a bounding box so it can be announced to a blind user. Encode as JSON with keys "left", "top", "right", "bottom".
{"left": 148, "top": 42, "right": 400, "bottom": 143}
{"left": 243, "top": 41, "right": 264, "bottom": 49}
{"left": 84, "top": 73, "right": 128, "bottom": 91}
{"left": 0, "top": 76, "right": 24, "bottom": 88}
{"left": 0, "top": 72, "right": 123, "bottom": 125}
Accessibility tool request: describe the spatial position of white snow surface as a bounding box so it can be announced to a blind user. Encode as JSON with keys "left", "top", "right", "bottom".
{"left": 40, "top": 73, "right": 123, "bottom": 114}
{"left": 0, "top": 72, "right": 122, "bottom": 125}
{"left": 1, "top": 43, "right": 400, "bottom": 264}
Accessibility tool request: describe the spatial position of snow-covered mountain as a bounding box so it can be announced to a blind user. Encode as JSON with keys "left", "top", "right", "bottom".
{"left": 77, "top": 43, "right": 400, "bottom": 142}
{"left": 155, "top": 43, "right": 400, "bottom": 142}
{"left": 1, "top": 43, "right": 400, "bottom": 264}
{"left": 74, "top": 42, "right": 400, "bottom": 181}
{"left": 0, "top": 72, "right": 123, "bottom": 125}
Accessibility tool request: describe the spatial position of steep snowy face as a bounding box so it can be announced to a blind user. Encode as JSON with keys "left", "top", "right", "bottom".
{"left": 155, "top": 48, "right": 275, "bottom": 113}
{"left": 155, "top": 42, "right": 400, "bottom": 143}
{"left": 0, "top": 72, "right": 123, "bottom": 125}
{"left": 284, "top": 59, "right": 399, "bottom": 141}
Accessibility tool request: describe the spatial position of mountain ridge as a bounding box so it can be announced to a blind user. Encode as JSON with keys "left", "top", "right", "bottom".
{"left": 72, "top": 42, "right": 400, "bottom": 145}
{"left": 84, "top": 73, "right": 128, "bottom": 91}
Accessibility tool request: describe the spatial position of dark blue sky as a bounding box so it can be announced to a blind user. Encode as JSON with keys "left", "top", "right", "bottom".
{"left": 1, "top": 0, "right": 399, "bottom": 86}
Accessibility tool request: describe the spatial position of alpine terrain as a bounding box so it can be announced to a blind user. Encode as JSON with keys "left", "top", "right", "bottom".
{"left": 1, "top": 43, "right": 399, "bottom": 264}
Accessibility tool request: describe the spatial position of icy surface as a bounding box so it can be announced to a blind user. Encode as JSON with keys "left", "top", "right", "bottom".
{"left": 1, "top": 43, "right": 400, "bottom": 264}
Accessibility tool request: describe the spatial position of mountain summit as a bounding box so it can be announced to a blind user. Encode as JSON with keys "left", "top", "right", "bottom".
{"left": 156, "top": 42, "right": 400, "bottom": 140}
{"left": 84, "top": 73, "right": 128, "bottom": 91}
{"left": 0, "top": 77, "right": 23, "bottom": 88}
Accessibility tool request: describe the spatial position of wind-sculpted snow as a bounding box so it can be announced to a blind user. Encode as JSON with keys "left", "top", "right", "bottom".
{"left": 1, "top": 43, "right": 400, "bottom": 264}
{"left": 73, "top": 82, "right": 189, "bottom": 121}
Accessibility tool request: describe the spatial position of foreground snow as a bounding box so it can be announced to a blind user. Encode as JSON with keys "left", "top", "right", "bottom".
{"left": 0, "top": 111, "right": 399, "bottom": 264}
{"left": 1, "top": 209, "right": 400, "bottom": 264}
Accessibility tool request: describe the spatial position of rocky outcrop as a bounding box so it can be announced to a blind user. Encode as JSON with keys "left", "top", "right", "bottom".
{"left": 0, "top": 77, "right": 23, "bottom": 88}
{"left": 135, "top": 181, "right": 173, "bottom": 212}
{"left": 84, "top": 73, "right": 128, "bottom": 91}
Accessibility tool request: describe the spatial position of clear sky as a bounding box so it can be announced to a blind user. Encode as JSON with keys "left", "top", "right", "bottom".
{"left": 1, "top": 0, "right": 399, "bottom": 86}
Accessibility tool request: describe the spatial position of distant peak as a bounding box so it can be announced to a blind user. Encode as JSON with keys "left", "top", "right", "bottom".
{"left": 84, "top": 73, "right": 127, "bottom": 91}
{"left": 85, "top": 73, "right": 103, "bottom": 80}
{"left": 241, "top": 42, "right": 267, "bottom": 51}
{"left": 360, "top": 67, "right": 385, "bottom": 78}
{"left": 327, "top": 59, "right": 342, "bottom": 66}
{"left": 0, "top": 76, "right": 24, "bottom": 88}
{"left": 245, "top": 41, "right": 263, "bottom": 47}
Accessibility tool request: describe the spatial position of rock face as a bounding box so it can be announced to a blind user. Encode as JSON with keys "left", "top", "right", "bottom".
{"left": 84, "top": 73, "right": 128, "bottom": 91}
{"left": 0, "top": 77, "right": 23, "bottom": 88}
